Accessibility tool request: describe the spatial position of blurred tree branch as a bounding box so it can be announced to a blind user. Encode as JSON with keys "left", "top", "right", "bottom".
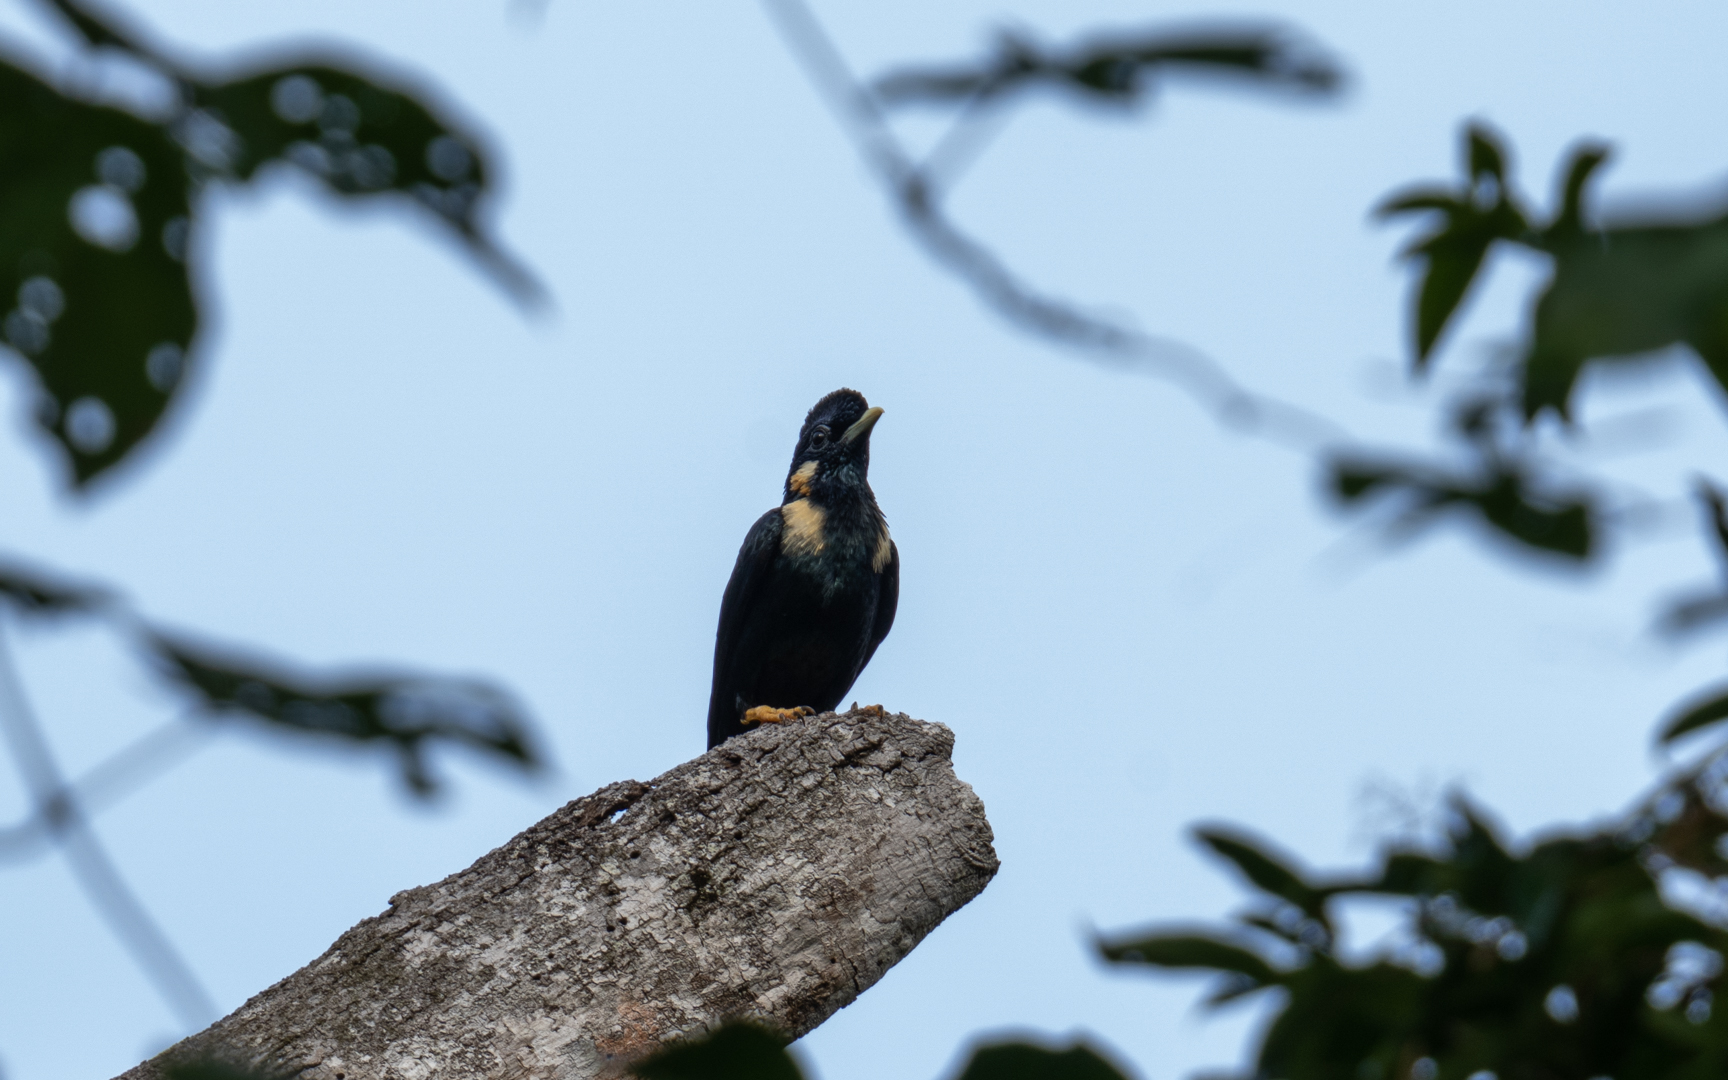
{"left": 0, "top": 618, "right": 218, "bottom": 1029}
{"left": 0, "top": 0, "right": 554, "bottom": 1041}
{"left": 0, "top": 555, "right": 542, "bottom": 1029}
{"left": 758, "top": 0, "right": 1350, "bottom": 454}
{"left": 756, "top": 1, "right": 1680, "bottom": 571}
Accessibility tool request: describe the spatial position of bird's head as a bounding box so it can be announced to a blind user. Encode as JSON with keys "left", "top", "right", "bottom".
{"left": 783, "top": 388, "right": 884, "bottom": 505}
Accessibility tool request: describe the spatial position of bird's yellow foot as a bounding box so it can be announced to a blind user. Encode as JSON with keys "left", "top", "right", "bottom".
{"left": 742, "top": 705, "right": 815, "bottom": 726}
{"left": 854, "top": 703, "right": 886, "bottom": 718}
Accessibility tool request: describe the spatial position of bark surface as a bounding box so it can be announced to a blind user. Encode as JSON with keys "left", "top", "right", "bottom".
{"left": 117, "top": 708, "right": 997, "bottom": 1080}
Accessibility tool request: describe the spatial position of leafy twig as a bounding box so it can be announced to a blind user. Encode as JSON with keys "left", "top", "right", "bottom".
{"left": 756, "top": 0, "right": 1351, "bottom": 454}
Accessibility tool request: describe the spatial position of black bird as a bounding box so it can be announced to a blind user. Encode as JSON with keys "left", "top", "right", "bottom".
{"left": 707, "top": 388, "right": 899, "bottom": 748}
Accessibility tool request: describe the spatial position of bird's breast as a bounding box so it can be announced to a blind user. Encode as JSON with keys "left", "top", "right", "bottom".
{"left": 779, "top": 498, "right": 890, "bottom": 599}
{"left": 780, "top": 498, "right": 827, "bottom": 558}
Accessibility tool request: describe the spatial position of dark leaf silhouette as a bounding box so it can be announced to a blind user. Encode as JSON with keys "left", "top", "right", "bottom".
{"left": 1520, "top": 142, "right": 1728, "bottom": 420}
{"left": 1386, "top": 123, "right": 1728, "bottom": 421}
{"left": 874, "top": 25, "right": 1341, "bottom": 108}
{"left": 1702, "top": 479, "right": 1728, "bottom": 559}
{"left": 632, "top": 1023, "right": 1134, "bottom": 1080}
{"left": 0, "top": 1, "right": 534, "bottom": 488}
{"left": 1466, "top": 125, "right": 1507, "bottom": 187}
{"left": 1105, "top": 793, "right": 1728, "bottom": 1080}
{"left": 0, "top": 559, "right": 111, "bottom": 615}
{"left": 1660, "top": 685, "right": 1728, "bottom": 744}
{"left": 0, "top": 550, "right": 543, "bottom": 799}
{"left": 1408, "top": 231, "right": 1491, "bottom": 365}
{"left": 1331, "top": 456, "right": 1593, "bottom": 560}
{"left": 1550, "top": 144, "right": 1611, "bottom": 239}
{"left": 190, "top": 61, "right": 535, "bottom": 299}
{"left": 37, "top": 0, "right": 145, "bottom": 54}
{"left": 633, "top": 1022, "right": 804, "bottom": 1080}
{"left": 1098, "top": 928, "right": 1279, "bottom": 986}
{"left": 1329, "top": 390, "right": 1596, "bottom": 560}
{"left": 1196, "top": 826, "right": 1334, "bottom": 925}
{"left": 0, "top": 59, "right": 196, "bottom": 485}
{"left": 1657, "top": 594, "right": 1728, "bottom": 638}
{"left": 953, "top": 1040, "right": 1132, "bottom": 1080}
{"left": 1377, "top": 123, "right": 1528, "bottom": 367}
{"left": 1658, "top": 480, "right": 1728, "bottom": 636}
{"left": 148, "top": 632, "right": 538, "bottom": 796}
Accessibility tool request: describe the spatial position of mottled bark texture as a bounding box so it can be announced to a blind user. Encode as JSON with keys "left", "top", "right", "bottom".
{"left": 117, "top": 708, "right": 997, "bottom": 1080}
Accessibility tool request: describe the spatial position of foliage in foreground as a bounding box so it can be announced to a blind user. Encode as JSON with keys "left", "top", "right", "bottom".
{"left": 616, "top": 92, "right": 1728, "bottom": 1080}
{"left": 639, "top": 748, "right": 1728, "bottom": 1080}
{"left": 0, "top": 556, "right": 539, "bottom": 796}
{"left": 3, "top": 0, "right": 532, "bottom": 487}
{"left": 1104, "top": 768, "right": 1728, "bottom": 1080}
{"left": 1332, "top": 123, "right": 1728, "bottom": 563}
{"left": 635, "top": 1020, "right": 1133, "bottom": 1080}
{"left": 1088, "top": 120, "right": 1728, "bottom": 1080}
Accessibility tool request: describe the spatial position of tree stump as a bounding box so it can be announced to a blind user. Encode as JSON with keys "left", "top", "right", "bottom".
{"left": 117, "top": 708, "right": 998, "bottom": 1080}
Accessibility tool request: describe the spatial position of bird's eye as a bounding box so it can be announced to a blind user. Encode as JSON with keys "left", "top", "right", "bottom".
{"left": 808, "top": 426, "right": 830, "bottom": 450}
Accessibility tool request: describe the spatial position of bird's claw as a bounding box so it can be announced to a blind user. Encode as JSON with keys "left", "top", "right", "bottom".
{"left": 742, "top": 705, "right": 816, "bottom": 727}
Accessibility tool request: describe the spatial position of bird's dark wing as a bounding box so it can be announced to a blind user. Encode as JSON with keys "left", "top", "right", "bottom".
{"left": 707, "top": 508, "right": 783, "bottom": 748}
{"left": 861, "top": 539, "right": 899, "bottom": 670}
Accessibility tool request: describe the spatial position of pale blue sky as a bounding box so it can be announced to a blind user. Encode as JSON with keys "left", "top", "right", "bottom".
{"left": 4, "top": 1, "right": 1728, "bottom": 1078}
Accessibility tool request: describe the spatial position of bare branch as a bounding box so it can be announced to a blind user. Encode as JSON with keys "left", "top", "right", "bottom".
{"left": 758, "top": 0, "right": 1351, "bottom": 454}
{"left": 0, "top": 619, "right": 218, "bottom": 1028}
{"left": 0, "top": 717, "right": 213, "bottom": 863}
{"left": 118, "top": 708, "right": 998, "bottom": 1080}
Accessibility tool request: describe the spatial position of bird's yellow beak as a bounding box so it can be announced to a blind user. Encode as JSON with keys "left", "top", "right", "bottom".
{"left": 840, "top": 406, "right": 884, "bottom": 446}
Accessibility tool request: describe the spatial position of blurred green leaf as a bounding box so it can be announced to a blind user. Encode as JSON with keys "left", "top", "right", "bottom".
{"left": 37, "top": 0, "right": 188, "bottom": 68}
{"left": 1379, "top": 191, "right": 1463, "bottom": 215}
{"left": 1550, "top": 143, "right": 1611, "bottom": 239}
{"left": 190, "top": 60, "right": 536, "bottom": 300}
{"left": 0, "top": 58, "right": 196, "bottom": 485}
{"left": 953, "top": 1040, "right": 1132, "bottom": 1080}
{"left": 1387, "top": 125, "right": 1728, "bottom": 421}
{"left": 0, "top": 551, "right": 543, "bottom": 797}
{"left": 633, "top": 1022, "right": 803, "bottom": 1080}
{"left": 1378, "top": 123, "right": 1527, "bottom": 367}
{"left": 1119, "top": 791, "right": 1728, "bottom": 1080}
{"left": 0, "top": 3, "right": 536, "bottom": 489}
{"left": 1700, "top": 478, "right": 1728, "bottom": 559}
{"left": 1408, "top": 231, "right": 1492, "bottom": 365}
{"left": 874, "top": 25, "right": 1341, "bottom": 107}
{"left": 1196, "top": 827, "right": 1333, "bottom": 925}
{"left": 1525, "top": 205, "right": 1728, "bottom": 420}
{"left": 1367, "top": 851, "right": 1446, "bottom": 896}
{"left": 1466, "top": 124, "right": 1506, "bottom": 186}
{"left": 1098, "top": 929, "right": 1279, "bottom": 985}
{"left": 1656, "top": 480, "right": 1728, "bottom": 636}
{"left": 0, "top": 558, "right": 110, "bottom": 615}
{"left": 1252, "top": 957, "right": 1427, "bottom": 1080}
{"left": 1660, "top": 685, "right": 1728, "bottom": 744}
{"left": 1467, "top": 475, "right": 1592, "bottom": 559}
{"left": 1330, "top": 455, "right": 1594, "bottom": 560}
{"left": 148, "top": 632, "right": 538, "bottom": 796}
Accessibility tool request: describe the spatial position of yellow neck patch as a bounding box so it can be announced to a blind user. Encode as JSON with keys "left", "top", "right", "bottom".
{"left": 781, "top": 498, "right": 827, "bottom": 556}
{"left": 787, "top": 459, "right": 818, "bottom": 497}
{"left": 872, "top": 527, "right": 893, "bottom": 573}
